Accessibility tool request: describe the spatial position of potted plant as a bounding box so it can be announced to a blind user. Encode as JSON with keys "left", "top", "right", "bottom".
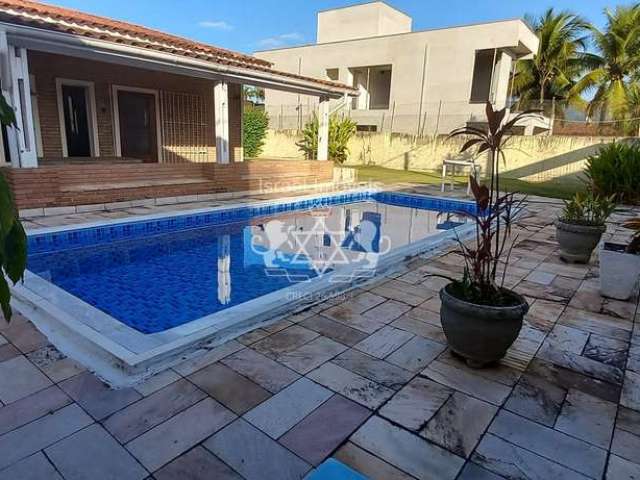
{"left": 600, "top": 217, "right": 640, "bottom": 300}
{"left": 556, "top": 191, "right": 615, "bottom": 264}
{"left": 436, "top": 103, "right": 536, "bottom": 368}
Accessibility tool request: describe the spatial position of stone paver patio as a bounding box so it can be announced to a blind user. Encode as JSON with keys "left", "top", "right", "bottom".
{"left": 1, "top": 186, "right": 639, "bottom": 480}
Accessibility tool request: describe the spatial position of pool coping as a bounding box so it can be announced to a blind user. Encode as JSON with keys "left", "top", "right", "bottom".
{"left": 12, "top": 188, "right": 477, "bottom": 387}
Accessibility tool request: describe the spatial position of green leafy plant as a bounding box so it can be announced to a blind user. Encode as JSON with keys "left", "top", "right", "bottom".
{"left": 297, "top": 113, "right": 357, "bottom": 164}
{"left": 438, "top": 103, "right": 539, "bottom": 306}
{"left": 242, "top": 107, "right": 269, "bottom": 158}
{"left": 560, "top": 190, "right": 616, "bottom": 226}
{"left": 585, "top": 142, "right": 640, "bottom": 204}
{"left": 0, "top": 95, "right": 27, "bottom": 321}
{"left": 622, "top": 217, "right": 640, "bottom": 254}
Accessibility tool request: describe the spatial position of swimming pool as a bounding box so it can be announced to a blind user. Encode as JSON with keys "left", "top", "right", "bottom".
{"left": 16, "top": 189, "right": 477, "bottom": 385}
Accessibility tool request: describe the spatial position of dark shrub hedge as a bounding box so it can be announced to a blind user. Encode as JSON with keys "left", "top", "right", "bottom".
{"left": 243, "top": 108, "right": 269, "bottom": 158}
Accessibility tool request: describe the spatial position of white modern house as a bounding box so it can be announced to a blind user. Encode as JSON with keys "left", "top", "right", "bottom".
{"left": 255, "top": 1, "right": 540, "bottom": 134}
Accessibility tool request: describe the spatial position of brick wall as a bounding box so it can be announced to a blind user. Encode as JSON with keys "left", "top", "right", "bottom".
{"left": 28, "top": 51, "right": 243, "bottom": 163}
{"left": 3, "top": 160, "right": 335, "bottom": 209}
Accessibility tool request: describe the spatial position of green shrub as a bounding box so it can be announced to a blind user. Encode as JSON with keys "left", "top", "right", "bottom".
{"left": 585, "top": 142, "right": 640, "bottom": 204}
{"left": 297, "top": 114, "right": 357, "bottom": 164}
{"left": 559, "top": 191, "right": 616, "bottom": 226}
{"left": 243, "top": 107, "right": 269, "bottom": 158}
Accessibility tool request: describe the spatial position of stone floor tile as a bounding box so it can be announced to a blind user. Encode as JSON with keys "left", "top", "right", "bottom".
{"left": 171, "top": 340, "right": 243, "bottom": 377}
{"left": 538, "top": 345, "right": 623, "bottom": 385}
{"left": 59, "top": 371, "right": 141, "bottom": 420}
{"left": 379, "top": 377, "right": 452, "bottom": 431}
{"left": 350, "top": 291, "right": 388, "bottom": 311}
{"left": 0, "top": 385, "right": 71, "bottom": 436}
{"left": 541, "top": 325, "right": 589, "bottom": 355}
{"left": 126, "top": 398, "right": 235, "bottom": 472}
{"left": 277, "top": 336, "right": 347, "bottom": 374}
{"left": 526, "top": 270, "right": 557, "bottom": 285}
{"left": 154, "top": 446, "right": 242, "bottom": 480}
{"left": 0, "top": 452, "right": 62, "bottom": 480}
{"left": 321, "top": 305, "right": 387, "bottom": 334}
{"left": 390, "top": 314, "right": 447, "bottom": 343}
{"left": 221, "top": 347, "right": 300, "bottom": 393}
{"left": 204, "top": 418, "right": 311, "bottom": 480}
{"left": 559, "top": 308, "right": 631, "bottom": 342}
{"left": 525, "top": 299, "right": 565, "bottom": 332}
{"left": 333, "top": 442, "right": 414, "bottom": 480}
{"left": 279, "top": 394, "right": 370, "bottom": 466}
{"left": 252, "top": 325, "right": 319, "bottom": 360}
{"left": 386, "top": 336, "right": 446, "bottom": 372}
{"left": 583, "top": 335, "right": 629, "bottom": 369}
{"left": 488, "top": 410, "right": 607, "bottom": 479}
{"left": 45, "top": 424, "right": 147, "bottom": 480}
{"left": 621, "top": 370, "right": 640, "bottom": 411}
{"left": 307, "top": 362, "right": 394, "bottom": 409}
{"left": 0, "top": 321, "right": 48, "bottom": 354}
{"left": 370, "top": 282, "right": 432, "bottom": 307}
{"left": 627, "top": 344, "right": 640, "bottom": 373}
{"left": 331, "top": 349, "right": 413, "bottom": 390}
{"left": 0, "top": 356, "right": 52, "bottom": 404}
{"left": 437, "top": 350, "right": 522, "bottom": 387}
{"left": 422, "top": 391, "right": 498, "bottom": 457}
{"left": 298, "top": 315, "right": 369, "bottom": 347}
{"left": 188, "top": 363, "right": 270, "bottom": 414}
{"left": 350, "top": 416, "right": 464, "bottom": 480}
{"left": 528, "top": 358, "right": 620, "bottom": 403}
{"left": 555, "top": 389, "right": 616, "bottom": 448}
{"left": 0, "top": 404, "right": 93, "bottom": 470}
{"left": 26, "top": 346, "right": 85, "bottom": 383}
{"left": 504, "top": 374, "right": 565, "bottom": 426}
{"left": 606, "top": 455, "right": 640, "bottom": 480}
{"left": 362, "top": 299, "right": 413, "bottom": 322}
{"left": 134, "top": 370, "right": 182, "bottom": 397}
{"left": 611, "top": 428, "right": 640, "bottom": 465}
{"left": 236, "top": 328, "right": 271, "bottom": 346}
{"left": 262, "top": 318, "right": 294, "bottom": 334}
{"left": 0, "top": 344, "right": 20, "bottom": 363}
{"left": 457, "top": 462, "right": 507, "bottom": 480}
{"left": 243, "top": 377, "right": 331, "bottom": 439}
{"left": 354, "top": 326, "right": 413, "bottom": 359}
{"left": 617, "top": 407, "right": 640, "bottom": 436}
{"left": 422, "top": 360, "right": 512, "bottom": 406}
{"left": 103, "top": 379, "right": 207, "bottom": 443}
{"left": 472, "top": 433, "right": 591, "bottom": 480}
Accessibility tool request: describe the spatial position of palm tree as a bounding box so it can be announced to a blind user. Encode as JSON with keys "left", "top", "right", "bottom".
{"left": 571, "top": 4, "right": 640, "bottom": 120}
{"left": 512, "top": 9, "right": 592, "bottom": 110}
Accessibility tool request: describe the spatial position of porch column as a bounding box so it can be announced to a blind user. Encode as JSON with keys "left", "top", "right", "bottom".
{"left": 214, "top": 80, "right": 229, "bottom": 164}
{"left": 0, "top": 33, "right": 37, "bottom": 168}
{"left": 317, "top": 95, "right": 330, "bottom": 161}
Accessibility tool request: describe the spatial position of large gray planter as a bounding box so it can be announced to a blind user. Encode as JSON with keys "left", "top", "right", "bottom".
{"left": 439, "top": 284, "right": 528, "bottom": 368}
{"left": 556, "top": 220, "right": 605, "bottom": 264}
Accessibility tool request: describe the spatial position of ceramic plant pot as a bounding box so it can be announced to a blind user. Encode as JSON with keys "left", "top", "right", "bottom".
{"left": 439, "top": 284, "right": 529, "bottom": 368}
{"left": 556, "top": 220, "right": 605, "bottom": 264}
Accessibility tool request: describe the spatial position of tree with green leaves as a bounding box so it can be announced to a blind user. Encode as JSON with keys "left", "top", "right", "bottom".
{"left": 242, "top": 107, "right": 269, "bottom": 158}
{"left": 512, "top": 8, "right": 592, "bottom": 108}
{"left": 571, "top": 4, "right": 640, "bottom": 120}
{"left": 0, "top": 95, "right": 27, "bottom": 321}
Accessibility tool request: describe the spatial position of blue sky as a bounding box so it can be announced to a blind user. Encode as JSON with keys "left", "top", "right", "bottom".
{"left": 51, "top": 0, "right": 618, "bottom": 54}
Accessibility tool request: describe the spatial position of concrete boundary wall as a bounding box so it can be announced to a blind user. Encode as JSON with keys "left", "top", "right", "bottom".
{"left": 260, "top": 130, "right": 625, "bottom": 182}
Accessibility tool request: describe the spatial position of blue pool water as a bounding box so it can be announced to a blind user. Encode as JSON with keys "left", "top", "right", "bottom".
{"left": 27, "top": 192, "right": 474, "bottom": 333}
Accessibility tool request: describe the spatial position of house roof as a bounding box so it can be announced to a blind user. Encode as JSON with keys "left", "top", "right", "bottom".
{"left": 0, "top": 0, "right": 356, "bottom": 94}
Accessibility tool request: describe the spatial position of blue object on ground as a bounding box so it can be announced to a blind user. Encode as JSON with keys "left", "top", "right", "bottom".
{"left": 307, "top": 459, "right": 368, "bottom": 479}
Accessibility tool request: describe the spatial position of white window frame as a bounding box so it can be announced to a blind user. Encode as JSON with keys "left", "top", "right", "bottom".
{"left": 55, "top": 78, "right": 100, "bottom": 157}
{"left": 112, "top": 84, "right": 162, "bottom": 162}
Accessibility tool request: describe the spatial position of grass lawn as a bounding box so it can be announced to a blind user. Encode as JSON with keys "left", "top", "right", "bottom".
{"left": 354, "top": 165, "right": 583, "bottom": 200}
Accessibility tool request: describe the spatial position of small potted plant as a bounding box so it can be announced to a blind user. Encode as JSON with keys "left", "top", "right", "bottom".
{"left": 436, "top": 103, "right": 536, "bottom": 368}
{"left": 600, "top": 217, "right": 640, "bottom": 300}
{"left": 556, "top": 191, "right": 616, "bottom": 264}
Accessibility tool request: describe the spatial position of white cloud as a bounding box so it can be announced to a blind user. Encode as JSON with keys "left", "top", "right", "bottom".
{"left": 198, "top": 20, "right": 234, "bottom": 31}
{"left": 257, "top": 32, "right": 303, "bottom": 48}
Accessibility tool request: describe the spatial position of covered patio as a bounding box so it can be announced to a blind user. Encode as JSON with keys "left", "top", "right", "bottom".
{"left": 0, "top": 0, "right": 355, "bottom": 212}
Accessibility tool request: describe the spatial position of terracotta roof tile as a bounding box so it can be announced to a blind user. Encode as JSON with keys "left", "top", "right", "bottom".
{"left": 0, "top": 0, "right": 356, "bottom": 93}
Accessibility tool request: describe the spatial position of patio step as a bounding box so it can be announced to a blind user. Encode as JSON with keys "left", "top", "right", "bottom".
{"left": 61, "top": 177, "right": 211, "bottom": 192}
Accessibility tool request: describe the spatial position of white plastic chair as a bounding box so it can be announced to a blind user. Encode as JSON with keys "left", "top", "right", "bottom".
{"left": 441, "top": 159, "right": 481, "bottom": 195}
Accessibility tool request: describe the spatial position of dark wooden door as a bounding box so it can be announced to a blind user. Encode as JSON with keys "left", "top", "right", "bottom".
{"left": 118, "top": 91, "right": 157, "bottom": 162}
{"left": 62, "top": 85, "right": 91, "bottom": 157}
